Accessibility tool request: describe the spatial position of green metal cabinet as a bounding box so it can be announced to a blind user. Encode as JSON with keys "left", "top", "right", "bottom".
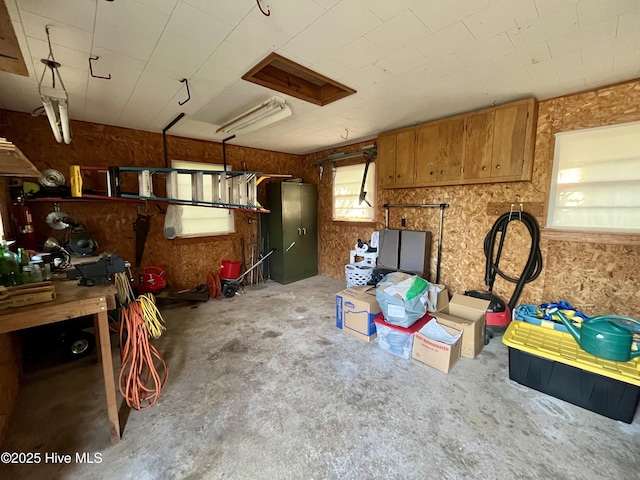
{"left": 266, "top": 182, "right": 318, "bottom": 284}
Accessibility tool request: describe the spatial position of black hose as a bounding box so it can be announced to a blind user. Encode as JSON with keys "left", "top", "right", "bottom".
{"left": 483, "top": 211, "right": 543, "bottom": 312}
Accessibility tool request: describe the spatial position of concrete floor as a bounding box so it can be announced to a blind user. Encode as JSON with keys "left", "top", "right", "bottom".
{"left": 1, "top": 275, "right": 638, "bottom": 479}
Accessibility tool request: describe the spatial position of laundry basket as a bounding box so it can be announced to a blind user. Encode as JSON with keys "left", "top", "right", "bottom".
{"left": 345, "top": 262, "right": 374, "bottom": 287}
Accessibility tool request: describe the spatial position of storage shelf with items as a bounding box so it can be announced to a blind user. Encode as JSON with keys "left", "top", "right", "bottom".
{"left": 345, "top": 233, "right": 379, "bottom": 287}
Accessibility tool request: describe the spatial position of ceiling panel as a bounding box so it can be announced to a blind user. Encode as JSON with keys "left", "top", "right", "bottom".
{"left": 280, "top": 0, "right": 382, "bottom": 64}
{"left": 20, "top": 11, "right": 93, "bottom": 53}
{"left": 410, "top": 0, "right": 490, "bottom": 33}
{"left": 18, "top": 0, "right": 96, "bottom": 32}
{"left": 462, "top": 0, "right": 538, "bottom": 41}
{"left": 415, "top": 22, "right": 477, "bottom": 61}
{"left": 93, "top": 21, "right": 158, "bottom": 61}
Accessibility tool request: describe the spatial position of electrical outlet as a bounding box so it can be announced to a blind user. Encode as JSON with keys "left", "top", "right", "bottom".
{"left": 401, "top": 218, "right": 406, "bottom": 227}
{"left": 248, "top": 218, "right": 252, "bottom": 224}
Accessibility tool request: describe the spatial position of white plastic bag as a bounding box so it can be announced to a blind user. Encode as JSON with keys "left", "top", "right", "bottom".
{"left": 163, "top": 204, "right": 183, "bottom": 239}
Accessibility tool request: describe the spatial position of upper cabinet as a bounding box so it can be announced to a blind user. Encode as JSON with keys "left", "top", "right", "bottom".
{"left": 377, "top": 126, "right": 416, "bottom": 188}
{"left": 377, "top": 98, "right": 537, "bottom": 189}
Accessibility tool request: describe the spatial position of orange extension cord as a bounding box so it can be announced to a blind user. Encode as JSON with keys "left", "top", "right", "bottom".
{"left": 118, "top": 300, "right": 168, "bottom": 410}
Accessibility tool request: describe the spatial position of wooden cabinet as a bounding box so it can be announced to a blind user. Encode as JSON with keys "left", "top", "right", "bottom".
{"left": 415, "top": 118, "right": 464, "bottom": 183}
{"left": 491, "top": 100, "right": 532, "bottom": 179}
{"left": 377, "top": 98, "right": 537, "bottom": 188}
{"left": 376, "top": 127, "right": 416, "bottom": 187}
{"left": 377, "top": 132, "right": 396, "bottom": 188}
{"left": 462, "top": 111, "right": 494, "bottom": 180}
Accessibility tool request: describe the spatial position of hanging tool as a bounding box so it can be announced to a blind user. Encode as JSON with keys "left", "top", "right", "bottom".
{"left": 134, "top": 204, "right": 150, "bottom": 267}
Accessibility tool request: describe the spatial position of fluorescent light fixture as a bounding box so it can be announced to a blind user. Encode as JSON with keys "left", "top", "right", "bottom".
{"left": 40, "top": 84, "right": 71, "bottom": 144}
{"left": 216, "top": 96, "right": 292, "bottom": 135}
{"left": 38, "top": 27, "right": 72, "bottom": 144}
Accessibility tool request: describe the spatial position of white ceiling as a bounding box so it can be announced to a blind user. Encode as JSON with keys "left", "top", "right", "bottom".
{"left": 1, "top": 0, "right": 639, "bottom": 154}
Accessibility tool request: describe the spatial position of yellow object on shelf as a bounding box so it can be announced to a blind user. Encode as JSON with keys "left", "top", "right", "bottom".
{"left": 70, "top": 165, "right": 82, "bottom": 197}
{"left": 503, "top": 320, "right": 640, "bottom": 386}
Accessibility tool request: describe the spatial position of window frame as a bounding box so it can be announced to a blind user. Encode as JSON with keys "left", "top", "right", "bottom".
{"left": 331, "top": 162, "right": 376, "bottom": 224}
{"left": 543, "top": 122, "right": 640, "bottom": 245}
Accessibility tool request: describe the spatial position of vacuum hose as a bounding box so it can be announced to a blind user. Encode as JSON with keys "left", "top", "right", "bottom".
{"left": 484, "top": 211, "right": 543, "bottom": 312}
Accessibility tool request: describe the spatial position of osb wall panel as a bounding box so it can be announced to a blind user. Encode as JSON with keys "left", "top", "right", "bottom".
{"left": 0, "top": 110, "right": 315, "bottom": 290}
{"left": 538, "top": 80, "right": 640, "bottom": 315}
{"left": 313, "top": 79, "right": 640, "bottom": 317}
{"left": 306, "top": 139, "right": 378, "bottom": 280}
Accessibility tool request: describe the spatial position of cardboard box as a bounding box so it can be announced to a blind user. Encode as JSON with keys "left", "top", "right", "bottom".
{"left": 433, "top": 294, "right": 490, "bottom": 359}
{"left": 336, "top": 286, "right": 380, "bottom": 342}
{"left": 412, "top": 321, "right": 462, "bottom": 373}
{"left": 427, "top": 283, "right": 449, "bottom": 313}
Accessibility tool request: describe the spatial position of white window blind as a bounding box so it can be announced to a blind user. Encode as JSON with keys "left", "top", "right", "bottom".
{"left": 171, "top": 160, "right": 234, "bottom": 237}
{"left": 547, "top": 121, "right": 640, "bottom": 233}
{"left": 333, "top": 163, "right": 375, "bottom": 222}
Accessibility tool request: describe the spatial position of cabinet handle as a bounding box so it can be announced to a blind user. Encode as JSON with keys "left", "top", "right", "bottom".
{"left": 430, "top": 171, "right": 435, "bottom": 175}
{"left": 496, "top": 164, "right": 501, "bottom": 169}
{"left": 482, "top": 166, "right": 487, "bottom": 170}
{"left": 302, "top": 227, "right": 307, "bottom": 235}
{"left": 440, "top": 170, "right": 445, "bottom": 175}
{"left": 298, "top": 228, "right": 302, "bottom": 235}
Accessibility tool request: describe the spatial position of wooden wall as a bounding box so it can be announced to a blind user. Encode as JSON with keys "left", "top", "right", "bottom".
{"left": 0, "top": 111, "right": 316, "bottom": 290}
{"left": 315, "top": 79, "right": 640, "bottom": 318}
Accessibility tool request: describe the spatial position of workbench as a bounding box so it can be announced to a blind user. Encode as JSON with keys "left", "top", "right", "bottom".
{"left": 0, "top": 280, "right": 121, "bottom": 444}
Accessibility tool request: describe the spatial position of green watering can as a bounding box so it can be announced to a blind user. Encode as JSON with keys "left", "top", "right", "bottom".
{"left": 551, "top": 308, "right": 640, "bottom": 362}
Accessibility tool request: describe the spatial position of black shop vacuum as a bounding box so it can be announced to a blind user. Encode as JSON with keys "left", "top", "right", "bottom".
{"left": 466, "top": 209, "right": 543, "bottom": 339}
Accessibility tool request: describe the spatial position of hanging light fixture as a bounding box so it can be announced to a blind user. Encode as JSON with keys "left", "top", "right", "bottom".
{"left": 215, "top": 96, "right": 292, "bottom": 135}
{"left": 38, "top": 26, "right": 71, "bottom": 144}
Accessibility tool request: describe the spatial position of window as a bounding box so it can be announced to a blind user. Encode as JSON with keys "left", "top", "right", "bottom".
{"left": 171, "top": 160, "right": 234, "bottom": 237}
{"left": 333, "top": 163, "right": 375, "bottom": 222}
{"left": 547, "top": 121, "right": 640, "bottom": 233}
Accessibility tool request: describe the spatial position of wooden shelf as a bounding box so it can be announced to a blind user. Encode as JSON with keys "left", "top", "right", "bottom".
{"left": 26, "top": 196, "right": 144, "bottom": 203}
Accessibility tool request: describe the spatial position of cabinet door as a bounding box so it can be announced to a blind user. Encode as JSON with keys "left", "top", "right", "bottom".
{"left": 377, "top": 133, "right": 396, "bottom": 187}
{"left": 394, "top": 129, "right": 416, "bottom": 186}
{"left": 437, "top": 118, "right": 464, "bottom": 182}
{"left": 491, "top": 102, "right": 530, "bottom": 178}
{"left": 415, "top": 123, "right": 439, "bottom": 184}
{"left": 298, "top": 184, "right": 318, "bottom": 279}
{"left": 463, "top": 111, "right": 494, "bottom": 180}
{"left": 281, "top": 183, "right": 302, "bottom": 259}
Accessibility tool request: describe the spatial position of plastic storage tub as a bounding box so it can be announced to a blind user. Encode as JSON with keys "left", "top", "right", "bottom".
{"left": 374, "top": 312, "right": 432, "bottom": 359}
{"left": 503, "top": 320, "right": 640, "bottom": 423}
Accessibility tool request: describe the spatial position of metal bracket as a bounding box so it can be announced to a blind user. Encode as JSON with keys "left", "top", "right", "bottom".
{"left": 89, "top": 56, "right": 111, "bottom": 80}
{"left": 178, "top": 78, "right": 190, "bottom": 106}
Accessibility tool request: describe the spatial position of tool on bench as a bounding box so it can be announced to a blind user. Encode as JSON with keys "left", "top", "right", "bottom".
{"left": 66, "top": 253, "right": 128, "bottom": 286}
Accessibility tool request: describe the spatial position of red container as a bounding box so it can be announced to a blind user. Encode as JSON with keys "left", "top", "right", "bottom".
{"left": 220, "top": 260, "right": 241, "bottom": 279}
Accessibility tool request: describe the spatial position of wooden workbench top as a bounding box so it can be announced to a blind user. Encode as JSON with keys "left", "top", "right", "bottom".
{"left": 0, "top": 280, "right": 117, "bottom": 334}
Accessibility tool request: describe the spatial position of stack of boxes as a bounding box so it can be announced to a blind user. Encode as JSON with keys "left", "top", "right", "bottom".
{"left": 335, "top": 281, "right": 490, "bottom": 374}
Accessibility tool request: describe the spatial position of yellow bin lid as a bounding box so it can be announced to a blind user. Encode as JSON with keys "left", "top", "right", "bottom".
{"left": 503, "top": 320, "right": 640, "bottom": 386}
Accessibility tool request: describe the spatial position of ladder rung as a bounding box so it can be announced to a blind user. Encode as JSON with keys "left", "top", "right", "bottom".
{"left": 191, "top": 172, "right": 204, "bottom": 202}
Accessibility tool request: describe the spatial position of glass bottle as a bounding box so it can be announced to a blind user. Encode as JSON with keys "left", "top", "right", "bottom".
{"left": 0, "top": 245, "right": 21, "bottom": 287}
